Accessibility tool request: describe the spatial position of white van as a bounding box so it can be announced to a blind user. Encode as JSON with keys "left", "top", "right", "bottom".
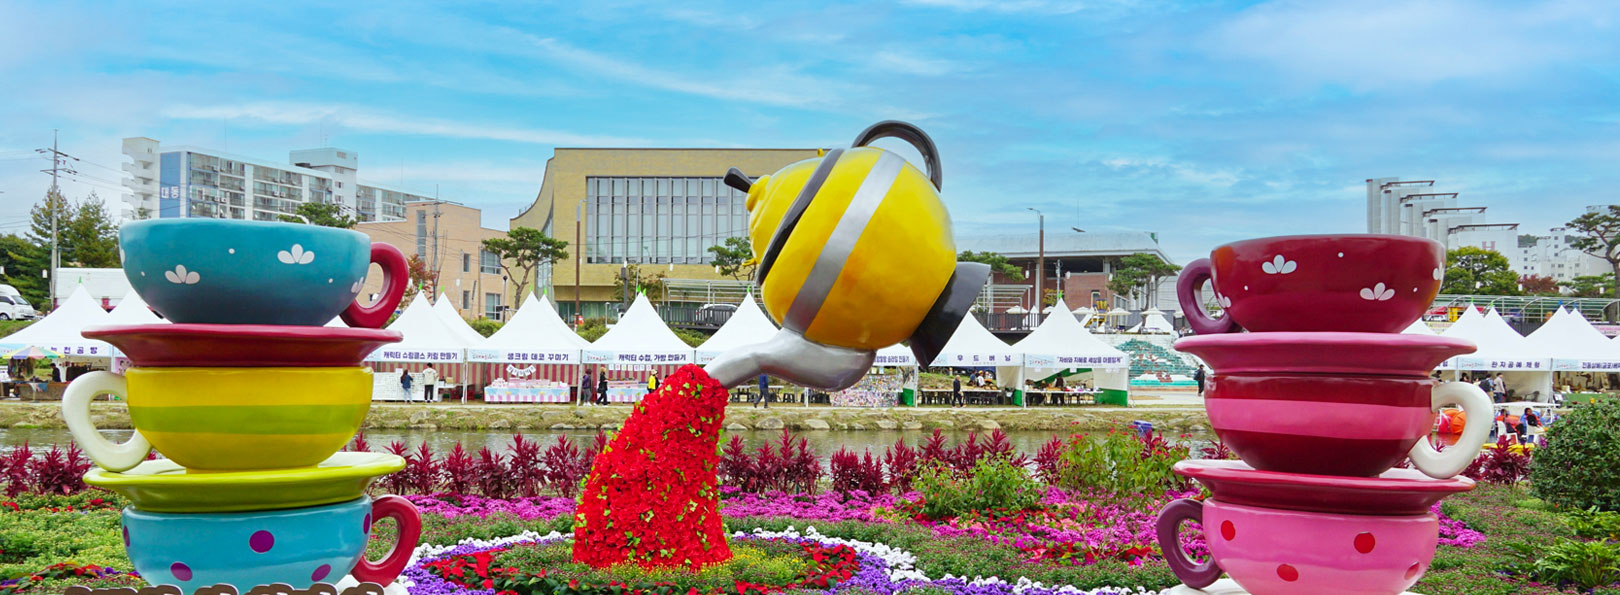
{"left": 0, "top": 294, "right": 37, "bottom": 320}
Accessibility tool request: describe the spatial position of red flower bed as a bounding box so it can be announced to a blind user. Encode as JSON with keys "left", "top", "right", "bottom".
{"left": 573, "top": 365, "right": 733, "bottom": 570}
{"left": 427, "top": 542, "right": 859, "bottom": 595}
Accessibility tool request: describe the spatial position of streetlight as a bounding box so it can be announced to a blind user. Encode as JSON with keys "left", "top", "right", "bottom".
{"left": 1028, "top": 207, "right": 1044, "bottom": 324}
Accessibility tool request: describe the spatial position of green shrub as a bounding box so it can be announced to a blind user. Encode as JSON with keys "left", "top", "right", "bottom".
{"left": 1055, "top": 430, "right": 1187, "bottom": 496}
{"left": 0, "top": 509, "right": 129, "bottom": 578}
{"left": 1532, "top": 399, "right": 1620, "bottom": 511}
{"left": 1530, "top": 540, "right": 1620, "bottom": 591}
{"left": 470, "top": 317, "right": 503, "bottom": 337}
{"left": 490, "top": 540, "right": 811, "bottom": 592}
{"left": 1566, "top": 507, "right": 1620, "bottom": 541}
{"left": 911, "top": 457, "right": 1042, "bottom": 519}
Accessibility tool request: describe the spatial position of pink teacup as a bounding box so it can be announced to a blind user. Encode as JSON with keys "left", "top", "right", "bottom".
{"left": 1176, "top": 234, "right": 1444, "bottom": 334}
{"left": 1157, "top": 498, "right": 1438, "bottom": 594}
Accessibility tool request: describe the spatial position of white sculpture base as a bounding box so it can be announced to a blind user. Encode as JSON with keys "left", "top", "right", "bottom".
{"left": 1159, "top": 579, "right": 1422, "bottom": 595}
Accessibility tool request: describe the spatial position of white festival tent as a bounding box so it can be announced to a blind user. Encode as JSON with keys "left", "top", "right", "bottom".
{"left": 1012, "top": 306, "right": 1131, "bottom": 405}
{"left": 368, "top": 292, "right": 476, "bottom": 364}
{"left": 694, "top": 294, "right": 778, "bottom": 364}
{"left": 469, "top": 292, "right": 589, "bottom": 365}
{"left": 874, "top": 342, "right": 917, "bottom": 367}
{"left": 1127, "top": 312, "right": 1175, "bottom": 334}
{"left": 0, "top": 285, "right": 113, "bottom": 359}
{"left": 104, "top": 291, "right": 165, "bottom": 326}
{"left": 433, "top": 292, "right": 489, "bottom": 346}
{"left": 1524, "top": 308, "right": 1620, "bottom": 371}
{"left": 929, "top": 313, "right": 1020, "bottom": 368}
{"left": 583, "top": 293, "right": 693, "bottom": 366}
{"left": 1402, "top": 319, "right": 1438, "bottom": 336}
{"left": 1442, "top": 307, "right": 1554, "bottom": 401}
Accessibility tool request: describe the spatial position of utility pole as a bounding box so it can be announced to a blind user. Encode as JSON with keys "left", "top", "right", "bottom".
{"left": 1027, "top": 207, "right": 1044, "bottom": 325}
{"left": 430, "top": 186, "right": 442, "bottom": 301}
{"left": 37, "top": 130, "right": 79, "bottom": 310}
{"left": 575, "top": 201, "right": 583, "bottom": 322}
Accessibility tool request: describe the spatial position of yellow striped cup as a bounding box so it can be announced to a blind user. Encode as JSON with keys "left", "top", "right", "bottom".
{"left": 63, "top": 367, "right": 371, "bottom": 472}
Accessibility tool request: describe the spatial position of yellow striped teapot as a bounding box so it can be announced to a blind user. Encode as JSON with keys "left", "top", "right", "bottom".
{"left": 722, "top": 121, "right": 989, "bottom": 368}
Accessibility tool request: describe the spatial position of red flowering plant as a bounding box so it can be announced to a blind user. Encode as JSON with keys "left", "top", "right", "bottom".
{"left": 572, "top": 365, "right": 734, "bottom": 570}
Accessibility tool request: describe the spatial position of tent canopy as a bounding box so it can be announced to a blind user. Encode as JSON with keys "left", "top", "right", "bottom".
{"left": 469, "top": 292, "right": 588, "bottom": 364}
{"left": 1525, "top": 308, "right": 1620, "bottom": 369}
{"left": 1442, "top": 308, "right": 1548, "bottom": 372}
{"left": 104, "top": 290, "right": 165, "bottom": 326}
{"left": 584, "top": 294, "right": 693, "bottom": 365}
{"left": 695, "top": 295, "right": 778, "bottom": 364}
{"left": 1, "top": 285, "right": 113, "bottom": 358}
{"left": 1014, "top": 305, "right": 1129, "bottom": 369}
{"left": 874, "top": 342, "right": 917, "bottom": 367}
{"left": 367, "top": 292, "right": 475, "bottom": 363}
{"left": 433, "top": 292, "right": 488, "bottom": 345}
{"left": 1402, "top": 319, "right": 1438, "bottom": 336}
{"left": 1130, "top": 312, "right": 1174, "bottom": 334}
{"left": 930, "top": 313, "right": 1019, "bottom": 367}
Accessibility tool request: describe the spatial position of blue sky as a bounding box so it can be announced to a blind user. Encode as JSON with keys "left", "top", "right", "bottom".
{"left": 1, "top": 0, "right": 1618, "bottom": 265}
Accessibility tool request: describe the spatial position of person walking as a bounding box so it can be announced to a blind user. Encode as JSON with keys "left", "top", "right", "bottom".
{"left": 581, "top": 368, "right": 595, "bottom": 406}
{"left": 952, "top": 374, "right": 964, "bottom": 408}
{"left": 648, "top": 370, "right": 660, "bottom": 393}
{"left": 597, "top": 371, "right": 609, "bottom": 405}
{"left": 398, "top": 368, "right": 414, "bottom": 403}
{"left": 421, "top": 364, "right": 439, "bottom": 403}
{"left": 756, "top": 374, "right": 770, "bottom": 409}
{"left": 1491, "top": 373, "right": 1507, "bottom": 403}
{"left": 1194, "top": 366, "right": 1207, "bottom": 397}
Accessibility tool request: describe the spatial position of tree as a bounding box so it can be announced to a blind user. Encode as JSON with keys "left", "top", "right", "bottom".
{"left": 1442, "top": 247, "right": 1520, "bottom": 295}
{"left": 958, "top": 251, "right": 1025, "bottom": 281}
{"left": 405, "top": 253, "right": 439, "bottom": 299}
{"left": 1107, "top": 253, "right": 1181, "bottom": 307}
{"left": 1567, "top": 205, "right": 1620, "bottom": 298}
{"left": 1519, "top": 274, "right": 1561, "bottom": 296}
{"left": 279, "top": 201, "right": 357, "bottom": 229}
{"left": 1564, "top": 275, "right": 1615, "bottom": 298}
{"left": 482, "top": 227, "right": 569, "bottom": 307}
{"left": 707, "top": 237, "right": 756, "bottom": 281}
{"left": 612, "top": 263, "right": 666, "bottom": 305}
{"left": 62, "top": 194, "right": 120, "bottom": 268}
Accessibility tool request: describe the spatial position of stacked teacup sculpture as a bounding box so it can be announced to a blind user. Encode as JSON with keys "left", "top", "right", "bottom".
{"left": 1160, "top": 235, "right": 1493, "bottom": 595}
{"left": 61, "top": 219, "right": 422, "bottom": 591}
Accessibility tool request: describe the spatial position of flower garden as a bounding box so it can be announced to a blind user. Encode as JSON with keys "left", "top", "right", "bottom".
{"left": 1, "top": 399, "right": 1618, "bottom": 594}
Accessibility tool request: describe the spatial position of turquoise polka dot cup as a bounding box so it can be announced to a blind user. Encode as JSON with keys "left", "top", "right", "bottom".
{"left": 121, "top": 496, "right": 420, "bottom": 590}
{"left": 120, "top": 219, "right": 408, "bottom": 328}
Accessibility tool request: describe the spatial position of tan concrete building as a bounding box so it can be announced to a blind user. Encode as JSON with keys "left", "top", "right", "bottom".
{"left": 357, "top": 200, "right": 510, "bottom": 320}
{"left": 510, "top": 148, "right": 819, "bottom": 319}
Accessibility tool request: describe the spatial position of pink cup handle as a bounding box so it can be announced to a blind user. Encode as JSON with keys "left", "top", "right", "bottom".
{"left": 1156, "top": 498, "right": 1222, "bottom": 589}
{"left": 352, "top": 495, "right": 421, "bottom": 586}
{"left": 1177, "top": 258, "right": 1236, "bottom": 335}
{"left": 341, "top": 243, "right": 409, "bottom": 329}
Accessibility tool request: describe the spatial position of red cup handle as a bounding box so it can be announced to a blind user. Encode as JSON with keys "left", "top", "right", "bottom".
{"left": 353, "top": 495, "right": 421, "bottom": 586}
{"left": 1177, "top": 258, "right": 1236, "bottom": 335}
{"left": 1155, "top": 498, "right": 1222, "bottom": 589}
{"left": 341, "top": 243, "right": 409, "bottom": 329}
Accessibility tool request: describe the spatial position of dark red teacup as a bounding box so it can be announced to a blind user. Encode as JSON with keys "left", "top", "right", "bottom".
{"left": 1207, "top": 373, "right": 1491, "bottom": 478}
{"left": 1177, "top": 234, "right": 1444, "bottom": 334}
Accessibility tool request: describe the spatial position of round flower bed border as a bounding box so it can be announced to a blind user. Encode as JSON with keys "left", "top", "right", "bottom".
{"left": 401, "top": 528, "right": 1158, "bottom": 595}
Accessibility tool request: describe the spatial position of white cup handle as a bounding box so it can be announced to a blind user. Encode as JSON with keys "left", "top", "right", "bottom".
{"left": 62, "top": 371, "right": 150, "bottom": 472}
{"left": 1407, "top": 381, "right": 1492, "bottom": 479}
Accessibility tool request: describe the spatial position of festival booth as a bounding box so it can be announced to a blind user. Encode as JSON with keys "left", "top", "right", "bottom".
{"left": 468, "top": 293, "right": 587, "bottom": 404}
{"left": 582, "top": 294, "right": 693, "bottom": 404}
{"left": 1441, "top": 307, "right": 1554, "bottom": 401}
{"left": 925, "top": 314, "right": 1019, "bottom": 406}
{"left": 1524, "top": 308, "right": 1620, "bottom": 397}
{"left": 0, "top": 286, "right": 114, "bottom": 399}
{"left": 1013, "top": 309, "right": 1131, "bottom": 406}
{"left": 694, "top": 295, "right": 777, "bottom": 364}
{"left": 865, "top": 342, "right": 920, "bottom": 406}
{"left": 1402, "top": 319, "right": 1439, "bottom": 336}
{"left": 366, "top": 293, "right": 475, "bottom": 402}
{"left": 1127, "top": 311, "right": 1175, "bottom": 334}
{"left": 104, "top": 290, "right": 165, "bottom": 374}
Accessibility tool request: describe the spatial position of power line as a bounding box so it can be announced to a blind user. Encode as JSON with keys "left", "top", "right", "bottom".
{"left": 36, "top": 130, "right": 76, "bottom": 308}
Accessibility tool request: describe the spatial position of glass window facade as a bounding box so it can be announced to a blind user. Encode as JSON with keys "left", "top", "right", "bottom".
{"left": 480, "top": 250, "right": 502, "bottom": 275}
{"left": 484, "top": 292, "right": 502, "bottom": 320}
{"left": 585, "top": 176, "right": 749, "bottom": 264}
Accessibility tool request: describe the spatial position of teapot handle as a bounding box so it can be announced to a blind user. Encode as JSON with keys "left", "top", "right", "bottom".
{"left": 853, "top": 120, "right": 942, "bottom": 191}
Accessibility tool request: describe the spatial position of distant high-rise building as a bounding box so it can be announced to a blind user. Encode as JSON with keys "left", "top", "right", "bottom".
{"left": 120, "top": 138, "right": 436, "bottom": 223}
{"left": 1367, "top": 177, "right": 1606, "bottom": 287}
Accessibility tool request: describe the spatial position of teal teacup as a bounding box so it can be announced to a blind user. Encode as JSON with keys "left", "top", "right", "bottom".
{"left": 121, "top": 219, "right": 407, "bottom": 327}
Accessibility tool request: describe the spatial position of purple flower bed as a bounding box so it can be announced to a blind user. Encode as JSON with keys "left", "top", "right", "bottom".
{"left": 1433, "top": 502, "right": 1487, "bottom": 548}
{"left": 717, "top": 487, "right": 910, "bottom": 523}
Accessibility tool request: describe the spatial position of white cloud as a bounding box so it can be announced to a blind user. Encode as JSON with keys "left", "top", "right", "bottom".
{"left": 901, "top": 0, "right": 1123, "bottom": 15}
{"left": 522, "top": 36, "right": 847, "bottom": 109}
{"left": 1205, "top": 0, "right": 1620, "bottom": 89}
{"left": 871, "top": 51, "right": 959, "bottom": 76}
{"left": 161, "top": 102, "right": 650, "bottom": 147}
